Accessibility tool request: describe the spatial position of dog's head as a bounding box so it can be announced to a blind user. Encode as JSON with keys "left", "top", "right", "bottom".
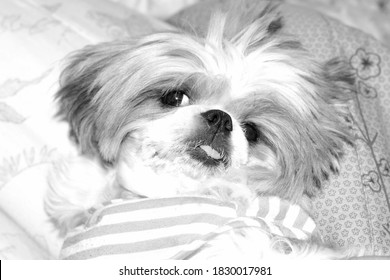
{"left": 56, "top": 5, "right": 354, "bottom": 203}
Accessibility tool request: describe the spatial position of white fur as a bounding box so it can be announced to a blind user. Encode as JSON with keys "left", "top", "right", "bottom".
{"left": 45, "top": 157, "right": 118, "bottom": 234}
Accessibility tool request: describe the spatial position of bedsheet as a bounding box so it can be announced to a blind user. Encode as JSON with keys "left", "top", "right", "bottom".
{"left": 0, "top": 0, "right": 170, "bottom": 259}
{"left": 115, "top": 0, "right": 390, "bottom": 46}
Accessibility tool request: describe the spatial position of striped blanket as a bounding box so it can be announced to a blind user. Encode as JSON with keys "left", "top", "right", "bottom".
{"left": 60, "top": 196, "right": 316, "bottom": 259}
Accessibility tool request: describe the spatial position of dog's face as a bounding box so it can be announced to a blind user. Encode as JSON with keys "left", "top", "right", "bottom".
{"left": 57, "top": 6, "right": 354, "bottom": 203}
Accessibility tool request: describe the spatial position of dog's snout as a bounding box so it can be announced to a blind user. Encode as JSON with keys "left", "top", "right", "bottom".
{"left": 201, "top": 109, "right": 233, "bottom": 132}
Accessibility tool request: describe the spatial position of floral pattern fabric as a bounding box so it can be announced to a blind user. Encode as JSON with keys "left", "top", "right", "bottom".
{"left": 278, "top": 5, "right": 390, "bottom": 256}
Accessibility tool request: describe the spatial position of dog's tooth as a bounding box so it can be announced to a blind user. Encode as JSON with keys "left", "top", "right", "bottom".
{"left": 200, "top": 145, "right": 222, "bottom": 160}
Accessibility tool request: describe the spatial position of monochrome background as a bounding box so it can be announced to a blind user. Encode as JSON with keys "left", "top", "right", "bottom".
{"left": 0, "top": 0, "right": 389, "bottom": 259}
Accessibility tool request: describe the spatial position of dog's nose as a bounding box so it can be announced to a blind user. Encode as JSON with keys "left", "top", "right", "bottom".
{"left": 201, "top": 109, "right": 233, "bottom": 132}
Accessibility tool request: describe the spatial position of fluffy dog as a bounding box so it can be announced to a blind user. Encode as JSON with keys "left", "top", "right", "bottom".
{"left": 45, "top": 2, "right": 355, "bottom": 259}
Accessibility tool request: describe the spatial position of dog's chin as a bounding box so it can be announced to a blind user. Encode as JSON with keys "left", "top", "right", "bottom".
{"left": 116, "top": 138, "right": 256, "bottom": 203}
{"left": 117, "top": 154, "right": 220, "bottom": 198}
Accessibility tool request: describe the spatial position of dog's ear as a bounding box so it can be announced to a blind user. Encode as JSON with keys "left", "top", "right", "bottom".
{"left": 307, "top": 58, "right": 355, "bottom": 195}
{"left": 273, "top": 58, "right": 355, "bottom": 201}
{"left": 323, "top": 58, "right": 356, "bottom": 95}
{"left": 56, "top": 45, "right": 100, "bottom": 158}
{"left": 56, "top": 41, "right": 136, "bottom": 163}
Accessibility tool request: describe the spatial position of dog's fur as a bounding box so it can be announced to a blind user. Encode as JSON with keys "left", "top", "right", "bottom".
{"left": 45, "top": 2, "right": 356, "bottom": 258}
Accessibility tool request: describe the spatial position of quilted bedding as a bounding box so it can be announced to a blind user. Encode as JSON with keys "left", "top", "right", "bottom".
{"left": 1, "top": 0, "right": 390, "bottom": 259}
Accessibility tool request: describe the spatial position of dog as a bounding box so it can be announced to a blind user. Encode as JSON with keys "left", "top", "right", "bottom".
{"left": 45, "top": 2, "right": 356, "bottom": 259}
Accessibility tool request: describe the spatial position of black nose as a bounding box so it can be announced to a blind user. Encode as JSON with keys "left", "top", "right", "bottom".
{"left": 201, "top": 109, "right": 233, "bottom": 133}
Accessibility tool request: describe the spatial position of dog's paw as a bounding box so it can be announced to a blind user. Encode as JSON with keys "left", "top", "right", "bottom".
{"left": 44, "top": 156, "right": 117, "bottom": 235}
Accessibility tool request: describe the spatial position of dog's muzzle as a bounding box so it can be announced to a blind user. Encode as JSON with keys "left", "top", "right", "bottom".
{"left": 188, "top": 109, "right": 232, "bottom": 167}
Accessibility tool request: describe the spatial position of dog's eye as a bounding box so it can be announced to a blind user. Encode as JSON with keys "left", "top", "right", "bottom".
{"left": 242, "top": 122, "right": 259, "bottom": 143}
{"left": 161, "top": 90, "right": 190, "bottom": 107}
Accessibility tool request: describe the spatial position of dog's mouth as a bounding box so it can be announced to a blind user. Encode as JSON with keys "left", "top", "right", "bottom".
{"left": 199, "top": 145, "right": 223, "bottom": 160}
{"left": 188, "top": 143, "right": 228, "bottom": 167}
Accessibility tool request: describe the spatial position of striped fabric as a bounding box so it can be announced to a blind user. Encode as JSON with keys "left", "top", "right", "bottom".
{"left": 60, "top": 196, "right": 316, "bottom": 259}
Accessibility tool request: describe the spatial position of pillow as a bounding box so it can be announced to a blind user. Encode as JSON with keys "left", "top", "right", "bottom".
{"left": 168, "top": 0, "right": 390, "bottom": 256}
{"left": 0, "top": 0, "right": 171, "bottom": 259}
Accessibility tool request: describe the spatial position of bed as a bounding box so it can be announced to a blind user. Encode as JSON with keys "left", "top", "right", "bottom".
{"left": 1, "top": 0, "right": 390, "bottom": 259}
